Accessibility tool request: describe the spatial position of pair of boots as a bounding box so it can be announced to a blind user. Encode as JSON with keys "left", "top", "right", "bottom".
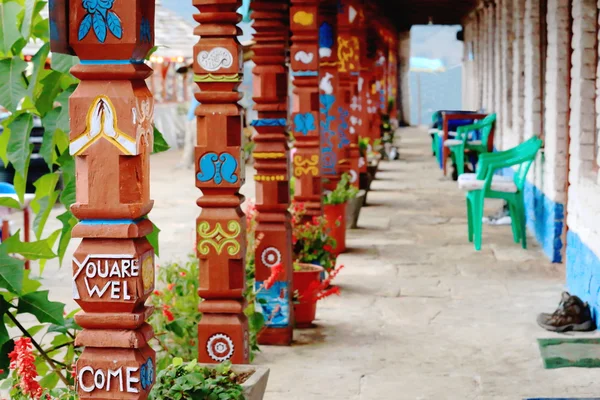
{"left": 538, "top": 292, "right": 596, "bottom": 332}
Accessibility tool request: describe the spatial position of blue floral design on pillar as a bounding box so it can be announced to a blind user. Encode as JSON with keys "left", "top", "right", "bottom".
{"left": 140, "top": 17, "right": 152, "bottom": 43}
{"left": 78, "top": 0, "right": 123, "bottom": 43}
{"left": 293, "top": 113, "right": 316, "bottom": 136}
{"left": 320, "top": 94, "right": 337, "bottom": 175}
{"left": 319, "top": 22, "right": 334, "bottom": 58}
{"left": 197, "top": 152, "right": 239, "bottom": 184}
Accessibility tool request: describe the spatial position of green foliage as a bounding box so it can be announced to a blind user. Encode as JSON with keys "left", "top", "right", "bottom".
{"left": 290, "top": 202, "right": 337, "bottom": 272}
{"left": 149, "top": 359, "right": 245, "bottom": 400}
{"left": 323, "top": 173, "right": 359, "bottom": 205}
{"left": 149, "top": 256, "right": 202, "bottom": 372}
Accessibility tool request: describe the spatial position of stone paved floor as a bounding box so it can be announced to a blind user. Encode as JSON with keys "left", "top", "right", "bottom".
{"left": 22, "top": 128, "right": 600, "bottom": 398}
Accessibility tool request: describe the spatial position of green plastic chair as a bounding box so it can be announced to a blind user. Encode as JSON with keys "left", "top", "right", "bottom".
{"left": 446, "top": 114, "right": 496, "bottom": 177}
{"left": 459, "top": 136, "right": 543, "bottom": 251}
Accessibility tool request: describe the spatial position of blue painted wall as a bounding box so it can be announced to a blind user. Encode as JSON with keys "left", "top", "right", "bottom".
{"left": 566, "top": 230, "right": 600, "bottom": 322}
{"left": 499, "top": 168, "right": 564, "bottom": 263}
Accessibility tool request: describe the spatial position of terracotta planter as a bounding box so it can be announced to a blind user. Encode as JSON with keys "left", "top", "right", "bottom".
{"left": 293, "top": 263, "right": 324, "bottom": 328}
{"left": 324, "top": 202, "right": 347, "bottom": 254}
{"left": 200, "top": 364, "right": 270, "bottom": 400}
{"left": 346, "top": 190, "right": 366, "bottom": 229}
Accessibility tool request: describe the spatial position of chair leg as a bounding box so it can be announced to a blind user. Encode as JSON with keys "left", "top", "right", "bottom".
{"left": 519, "top": 201, "right": 528, "bottom": 249}
{"left": 507, "top": 202, "right": 520, "bottom": 243}
{"left": 455, "top": 148, "right": 465, "bottom": 176}
{"left": 466, "top": 196, "right": 473, "bottom": 243}
{"left": 473, "top": 193, "right": 485, "bottom": 251}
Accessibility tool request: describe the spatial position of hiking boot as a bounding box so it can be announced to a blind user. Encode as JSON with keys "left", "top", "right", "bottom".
{"left": 537, "top": 291, "right": 596, "bottom": 332}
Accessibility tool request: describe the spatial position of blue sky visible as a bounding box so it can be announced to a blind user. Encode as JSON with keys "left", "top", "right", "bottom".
{"left": 161, "top": 0, "right": 195, "bottom": 21}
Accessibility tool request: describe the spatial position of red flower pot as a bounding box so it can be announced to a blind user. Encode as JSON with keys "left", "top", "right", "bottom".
{"left": 293, "top": 263, "right": 324, "bottom": 328}
{"left": 324, "top": 202, "right": 347, "bottom": 254}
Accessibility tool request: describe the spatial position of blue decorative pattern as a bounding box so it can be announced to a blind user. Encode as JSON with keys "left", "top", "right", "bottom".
{"left": 567, "top": 230, "right": 600, "bottom": 329}
{"left": 293, "top": 113, "right": 316, "bottom": 136}
{"left": 80, "top": 218, "right": 144, "bottom": 225}
{"left": 320, "top": 94, "right": 337, "bottom": 175}
{"left": 337, "top": 106, "right": 351, "bottom": 148}
{"left": 255, "top": 281, "right": 290, "bottom": 328}
{"left": 140, "top": 357, "right": 154, "bottom": 390}
{"left": 197, "top": 152, "right": 239, "bottom": 185}
{"left": 319, "top": 22, "right": 333, "bottom": 50}
{"left": 291, "top": 71, "right": 318, "bottom": 77}
{"left": 78, "top": 0, "right": 122, "bottom": 43}
{"left": 250, "top": 118, "right": 287, "bottom": 127}
{"left": 140, "top": 17, "right": 152, "bottom": 43}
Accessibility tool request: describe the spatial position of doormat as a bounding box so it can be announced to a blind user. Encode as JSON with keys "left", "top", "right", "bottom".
{"left": 537, "top": 338, "right": 600, "bottom": 369}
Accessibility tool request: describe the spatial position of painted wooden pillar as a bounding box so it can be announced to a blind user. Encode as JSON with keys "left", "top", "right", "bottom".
{"left": 290, "top": 0, "right": 322, "bottom": 220}
{"left": 250, "top": 0, "right": 294, "bottom": 346}
{"left": 355, "top": 1, "right": 369, "bottom": 175}
{"left": 340, "top": 0, "right": 362, "bottom": 187}
{"left": 192, "top": 0, "right": 249, "bottom": 364}
{"left": 318, "top": 0, "right": 341, "bottom": 187}
{"left": 65, "top": 0, "right": 157, "bottom": 397}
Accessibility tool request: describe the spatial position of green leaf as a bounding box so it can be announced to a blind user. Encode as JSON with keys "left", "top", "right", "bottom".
{"left": 153, "top": 125, "right": 171, "bottom": 154}
{"left": 57, "top": 211, "right": 76, "bottom": 265}
{"left": 51, "top": 53, "right": 79, "bottom": 74}
{"left": 172, "top": 357, "right": 183, "bottom": 367}
{"left": 31, "top": 172, "right": 60, "bottom": 238}
{"left": 17, "top": 290, "right": 65, "bottom": 325}
{"left": 0, "top": 1, "right": 23, "bottom": 55}
{"left": 0, "top": 339, "right": 14, "bottom": 380}
{"left": 0, "top": 248, "right": 24, "bottom": 294}
{"left": 3, "top": 231, "right": 56, "bottom": 260}
{"left": 0, "top": 197, "right": 22, "bottom": 209}
{"left": 147, "top": 222, "right": 161, "bottom": 257}
{"left": 248, "top": 311, "right": 265, "bottom": 333}
{"left": 7, "top": 112, "right": 33, "bottom": 180}
{"left": 20, "top": 0, "right": 36, "bottom": 41}
{"left": 39, "top": 372, "right": 59, "bottom": 390}
{"left": 0, "top": 297, "right": 10, "bottom": 347}
{"left": 28, "top": 42, "right": 50, "bottom": 97}
{"left": 22, "top": 268, "right": 41, "bottom": 294}
{"left": 0, "top": 56, "right": 28, "bottom": 112}
{"left": 165, "top": 319, "right": 187, "bottom": 338}
{"left": 35, "top": 70, "right": 62, "bottom": 116}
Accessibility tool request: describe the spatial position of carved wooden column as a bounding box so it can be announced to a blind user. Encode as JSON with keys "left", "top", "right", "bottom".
{"left": 193, "top": 0, "right": 249, "bottom": 364}
{"left": 340, "top": 0, "right": 362, "bottom": 187}
{"left": 355, "top": 1, "right": 369, "bottom": 175}
{"left": 290, "top": 0, "right": 322, "bottom": 220}
{"left": 318, "top": 0, "right": 340, "bottom": 186}
{"left": 66, "top": 0, "right": 157, "bottom": 397}
{"left": 250, "top": 0, "right": 294, "bottom": 346}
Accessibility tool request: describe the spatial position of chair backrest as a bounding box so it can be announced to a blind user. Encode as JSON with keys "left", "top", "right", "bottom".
{"left": 480, "top": 113, "right": 497, "bottom": 146}
{"left": 476, "top": 136, "right": 543, "bottom": 192}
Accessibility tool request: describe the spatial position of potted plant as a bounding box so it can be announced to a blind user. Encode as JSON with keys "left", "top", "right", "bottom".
{"left": 290, "top": 202, "right": 337, "bottom": 273}
{"left": 292, "top": 264, "right": 344, "bottom": 328}
{"left": 323, "top": 173, "right": 358, "bottom": 254}
{"left": 150, "top": 358, "right": 269, "bottom": 400}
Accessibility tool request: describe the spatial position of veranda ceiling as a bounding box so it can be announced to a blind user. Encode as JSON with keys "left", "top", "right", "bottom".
{"left": 376, "top": 0, "right": 478, "bottom": 30}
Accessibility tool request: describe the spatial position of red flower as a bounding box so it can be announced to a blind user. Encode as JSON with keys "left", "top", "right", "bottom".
{"left": 264, "top": 263, "right": 284, "bottom": 290}
{"left": 162, "top": 305, "right": 175, "bottom": 322}
{"left": 70, "top": 364, "right": 77, "bottom": 379}
{"left": 167, "top": 283, "right": 175, "bottom": 291}
{"left": 153, "top": 290, "right": 162, "bottom": 296}
{"left": 179, "top": 271, "right": 187, "bottom": 277}
{"left": 8, "top": 337, "right": 43, "bottom": 399}
{"left": 315, "top": 286, "right": 341, "bottom": 301}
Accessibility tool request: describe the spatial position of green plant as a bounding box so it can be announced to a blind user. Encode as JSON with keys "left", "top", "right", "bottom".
{"left": 290, "top": 202, "right": 337, "bottom": 272}
{"left": 0, "top": 0, "right": 168, "bottom": 393}
{"left": 323, "top": 173, "right": 359, "bottom": 205}
{"left": 358, "top": 137, "right": 369, "bottom": 157}
{"left": 149, "top": 358, "right": 245, "bottom": 400}
{"left": 149, "top": 256, "right": 201, "bottom": 372}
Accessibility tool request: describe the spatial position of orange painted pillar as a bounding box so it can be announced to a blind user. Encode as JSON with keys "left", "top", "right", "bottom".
{"left": 251, "top": 0, "right": 294, "bottom": 346}
{"left": 192, "top": 0, "right": 249, "bottom": 364}
{"left": 318, "top": 0, "right": 340, "bottom": 187}
{"left": 64, "top": 0, "right": 157, "bottom": 397}
{"left": 290, "top": 0, "right": 323, "bottom": 220}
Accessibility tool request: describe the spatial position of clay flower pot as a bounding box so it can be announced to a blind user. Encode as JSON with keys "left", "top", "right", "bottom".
{"left": 324, "top": 202, "right": 347, "bottom": 254}
{"left": 346, "top": 190, "right": 366, "bottom": 229}
{"left": 293, "top": 263, "right": 324, "bottom": 328}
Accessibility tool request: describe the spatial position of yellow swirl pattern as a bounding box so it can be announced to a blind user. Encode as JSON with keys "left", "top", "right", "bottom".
{"left": 293, "top": 155, "right": 319, "bottom": 177}
{"left": 194, "top": 73, "right": 242, "bottom": 83}
{"left": 197, "top": 220, "right": 241, "bottom": 256}
{"left": 293, "top": 11, "right": 314, "bottom": 26}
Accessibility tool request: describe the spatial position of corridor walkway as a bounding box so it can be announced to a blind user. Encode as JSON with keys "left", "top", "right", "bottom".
{"left": 30, "top": 127, "right": 599, "bottom": 398}
{"left": 256, "top": 128, "right": 598, "bottom": 399}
